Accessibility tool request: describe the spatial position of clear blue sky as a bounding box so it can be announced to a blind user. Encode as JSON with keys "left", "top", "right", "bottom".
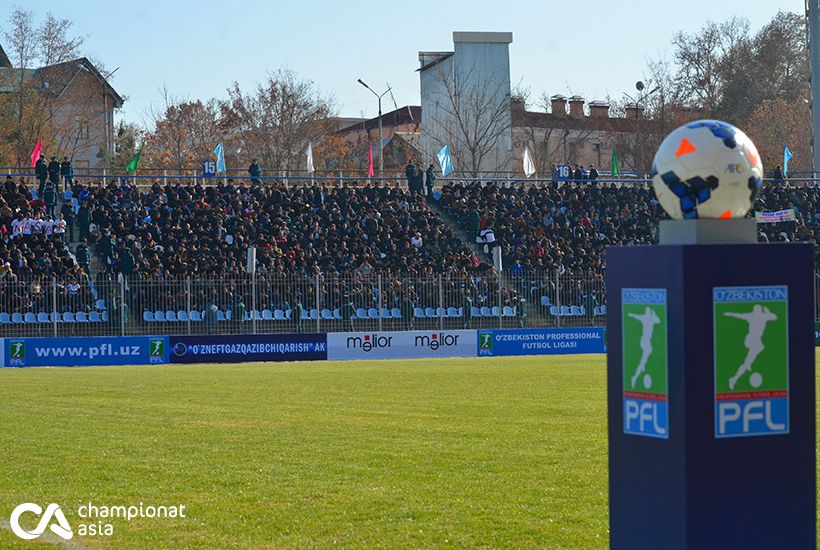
{"left": 7, "top": 0, "right": 799, "bottom": 126}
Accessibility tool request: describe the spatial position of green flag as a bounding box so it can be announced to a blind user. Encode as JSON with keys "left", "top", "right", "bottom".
{"left": 611, "top": 147, "right": 619, "bottom": 177}
{"left": 125, "top": 147, "right": 143, "bottom": 173}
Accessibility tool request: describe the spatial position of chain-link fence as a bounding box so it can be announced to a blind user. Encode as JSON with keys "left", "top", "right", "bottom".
{"left": 0, "top": 270, "right": 609, "bottom": 337}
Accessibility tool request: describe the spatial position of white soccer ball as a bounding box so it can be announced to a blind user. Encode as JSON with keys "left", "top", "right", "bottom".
{"left": 651, "top": 120, "right": 763, "bottom": 219}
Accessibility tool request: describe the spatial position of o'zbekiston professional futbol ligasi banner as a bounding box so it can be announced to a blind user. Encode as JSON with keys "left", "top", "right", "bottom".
{"left": 713, "top": 285, "right": 789, "bottom": 438}
{"left": 621, "top": 288, "right": 668, "bottom": 439}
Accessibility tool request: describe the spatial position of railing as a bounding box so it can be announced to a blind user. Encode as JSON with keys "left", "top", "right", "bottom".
{"left": 0, "top": 270, "right": 607, "bottom": 338}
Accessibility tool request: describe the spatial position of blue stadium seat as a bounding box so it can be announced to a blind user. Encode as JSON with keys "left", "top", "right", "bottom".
{"left": 480, "top": 306, "right": 492, "bottom": 317}
{"left": 225, "top": 310, "right": 233, "bottom": 321}
{"left": 570, "top": 305, "right": 582, "bottom": 316}
{"left": 101, "top": 311, "right": 109, "bottom": 322}
{"left": 425, "top": 307, "right": 436, "bottom": 318}
{"left": 216, "top": 310, "right": 226, "bottom": 322}
{"left": 601, "top": 304, "right": 608, "bottom": 315}
{"left": 178, "top": 311, "right": 188, "bottom": 322}
{"left": 391, "top": 307, "right": 402, "bottom": 318}
{"left": 253, "top": 310, "right": 262, "bottom": 321}
{"left": 447, "top": 307, "right": 459, "bottom": 317}
{"left": 143, "top": 310, "right": 154, "bottom": 322}
{"left": 274, "top": 309, "right": 286, "bottom": 320}
{"left": 75, "top": 311, "right": 89, "bottom": 322}
{"left": 414, "top": 307, "right": 425, "bottom": 318}
{"left": 89, "top": 311, "right": 101, "bottom": 322}
{"left": 165, "top": 311, "right": 177, "bottom": 322}
{"left": 333, "top": 308, "right": 342, "bottom": 320}
{"left": 0, "top": 312, "right": 9, "bottom": 324}
{"left": 262, "top": 309, "right": 274, "bottom": 320}
{"left": 502, "top": 306, "right": 514, "bottom": 316}
{"left": 491, "top": 306, "right": 500, "bottom": 316}
{"left": 560, "top": 305, "right": 571, "bottom": 316}
{"left": 37, "top": 312, "right": 49, "bottom": 323}
{"left": 24, "top": 312, "right": 37, "bottom": 323}
{"left": 380, "top": 307, "right": 391, "bottom": 318}
{"left": 96, "top": 299, "right": 105, "bottom": 310}
{"left": 549, "top": 305, "right": 559, "bottom": 317}
{"left": 355, "top": 308, "right": 367, "bottom": 319}
{"left": 368, "top": 308, "right": 379, "bottom": 319}
{"left": 50, "top": 312, "right": 62, "bottom": 323}
{"left": 62, "top": 312, "right": 75, "bottom": 323}
{"left": 471, "top": 306, "right": 482, "bottom": 318}
{"left": 321, "top": 309, "right": 333, "bottom": 320}
{"left": 285, "top": 309, "right": 292, "bottom": 320}
{"left": 540, "top": 296, "right": 552, "bottom": 307}
{"left": 154, "top": 310, "right": 166, "bottom": 322}
{"left": 11, "top": 312, "right": 24, "bottom": 323}
{"left": 190, "top": 310, "right": 202, "bottom": 321}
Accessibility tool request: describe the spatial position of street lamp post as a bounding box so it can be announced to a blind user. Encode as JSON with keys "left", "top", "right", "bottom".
{"left": 358, "top": 78, "right": 391, "bottom": 174}
{"left": 624, "top": 81, "right": 660, "bottom": 173}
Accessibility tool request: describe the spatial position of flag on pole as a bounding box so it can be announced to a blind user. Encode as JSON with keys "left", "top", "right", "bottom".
{"left": 437, "top": 144, "right": 453, "bottom": 176}
{"left": 611, "top": 147, "right": 620, "bottom": 177}
{"left": 306, "top": 142, "right": 315, "bottom": 175}
{"left": 522, "top": 146, "right": 536, "bottom": 178}
{"left": 125, "top": 147, "right": 143, "bottom": 173}
{"left": 30, "top": 138, "right": 42, "bottom": 168}
{"left": 368, "top": 143, "right": 375, "bottom": 177}
{"left": 214, "top": 142, "right": 226, "bottom": 174}
{"left": 783, "top": 146, "right": 793, "bottom": 177}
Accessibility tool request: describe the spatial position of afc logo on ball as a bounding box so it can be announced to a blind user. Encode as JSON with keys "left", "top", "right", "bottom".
{"left": 725, "top": 163, "right": 745, "bottom": 173}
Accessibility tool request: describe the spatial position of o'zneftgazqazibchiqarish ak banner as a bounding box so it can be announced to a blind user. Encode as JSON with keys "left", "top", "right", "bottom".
{"left": 170, "top": 333, "right": 327, "bottom": 363}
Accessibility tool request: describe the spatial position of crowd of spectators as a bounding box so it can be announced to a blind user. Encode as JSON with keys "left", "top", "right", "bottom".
{"left": 46, "top": 179, "right": 503, "bottom": 319}
{"left": 439, "top": 179, "right": 820, "bottom": 310}
{"left": 2, "top": 168, "right": 820, "bottom": 326}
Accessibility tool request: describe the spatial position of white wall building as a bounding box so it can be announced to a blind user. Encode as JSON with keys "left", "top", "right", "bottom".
{"left": 418, "top": 32, "right": 513, "bottom": 176}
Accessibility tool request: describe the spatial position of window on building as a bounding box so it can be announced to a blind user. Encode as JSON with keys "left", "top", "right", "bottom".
{"left": 75, "top": 117, "right": 89, "bottom": 140}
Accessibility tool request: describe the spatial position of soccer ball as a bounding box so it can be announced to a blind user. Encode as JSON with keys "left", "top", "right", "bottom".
{"left": 651, "top": 120, "right": 763, "bottom": 219}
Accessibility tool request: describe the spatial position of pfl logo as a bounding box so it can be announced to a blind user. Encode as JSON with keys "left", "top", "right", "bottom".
{"left": 10, "top": 503, "right": 73, "bottom": 540}
{"left": 347, "top": 334, "right": 392, "bottom": 352}
{"left": 725, "top": 163, "right": 745, "bottom": 174}
{"left": 9, "top": 340, "right": 25, "bottom": 366}
{"left": 149, "top": 338, "right": 165, "bottom": 363}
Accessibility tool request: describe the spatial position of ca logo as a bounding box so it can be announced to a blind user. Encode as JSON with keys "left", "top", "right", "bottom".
{"left": 10, "top": 503, "right": 73, "bottom": 540}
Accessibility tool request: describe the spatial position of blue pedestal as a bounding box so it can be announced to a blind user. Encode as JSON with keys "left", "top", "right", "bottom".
{"left": 606, "top": 243, "right": 815, "bottom": 549}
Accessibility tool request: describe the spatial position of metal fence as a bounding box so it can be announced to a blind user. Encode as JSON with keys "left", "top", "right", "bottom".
{"left": 0, "top": 270, "right": 607, "bottom": 338}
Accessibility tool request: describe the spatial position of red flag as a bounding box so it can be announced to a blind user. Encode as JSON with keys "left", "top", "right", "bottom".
{"left": 368, "top": 143, "right": 374, "bottom": 177}
{"left": 30, "top": 138, "right": 42, "bottom": 168}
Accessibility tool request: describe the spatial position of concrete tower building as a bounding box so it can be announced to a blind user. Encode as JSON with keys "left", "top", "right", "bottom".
{"left": 418, "top": 32, "right": 513, "bottom": 176}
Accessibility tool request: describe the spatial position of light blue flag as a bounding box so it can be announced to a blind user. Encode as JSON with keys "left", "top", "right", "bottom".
{"left": 783, "top": 146, "right": 793, "bottom": 177}
{"left": 214, "top": 142, "right": 226, "bottom": 174}
{"left": 437, "top": 144, "right": 453, "bottom": 176}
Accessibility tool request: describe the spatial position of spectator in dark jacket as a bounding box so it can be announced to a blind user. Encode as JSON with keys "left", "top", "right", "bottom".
{"left": 47, "top": 156, "right": 61, "bottom": 189}
{"left": 248, "top": 159, "right": 262, "bottom": 185}
{"left": 60, "top": 157, "right": 73, "bottom": 189}
{"left": 35, "top": 155, "right": 48, "bottom": 194}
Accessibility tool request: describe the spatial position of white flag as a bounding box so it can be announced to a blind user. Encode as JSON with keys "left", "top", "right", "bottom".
{"left": 522, "top": 146, "right": 536, "bottom": 178}
{"left": 306, "top": 142, "right": 315, "bottom": 175}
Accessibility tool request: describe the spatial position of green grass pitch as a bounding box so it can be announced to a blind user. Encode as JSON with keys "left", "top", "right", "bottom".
{"left": 0, "top": 353, "right": 814, "bottom": 548}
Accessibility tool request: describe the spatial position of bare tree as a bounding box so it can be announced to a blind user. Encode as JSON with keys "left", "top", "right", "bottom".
{"left": 142, "top": 87, "right": 221, "bottom": 170}
{"left": 220, "top": 69, "right": 336, "bottom": 174}
{"left": 423, "top": 63, "right": 512, "bottom": 177}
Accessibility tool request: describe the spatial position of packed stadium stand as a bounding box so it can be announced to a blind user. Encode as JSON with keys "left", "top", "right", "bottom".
{"left": 0, "top": 174, "right": 818, "bottom": 335}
